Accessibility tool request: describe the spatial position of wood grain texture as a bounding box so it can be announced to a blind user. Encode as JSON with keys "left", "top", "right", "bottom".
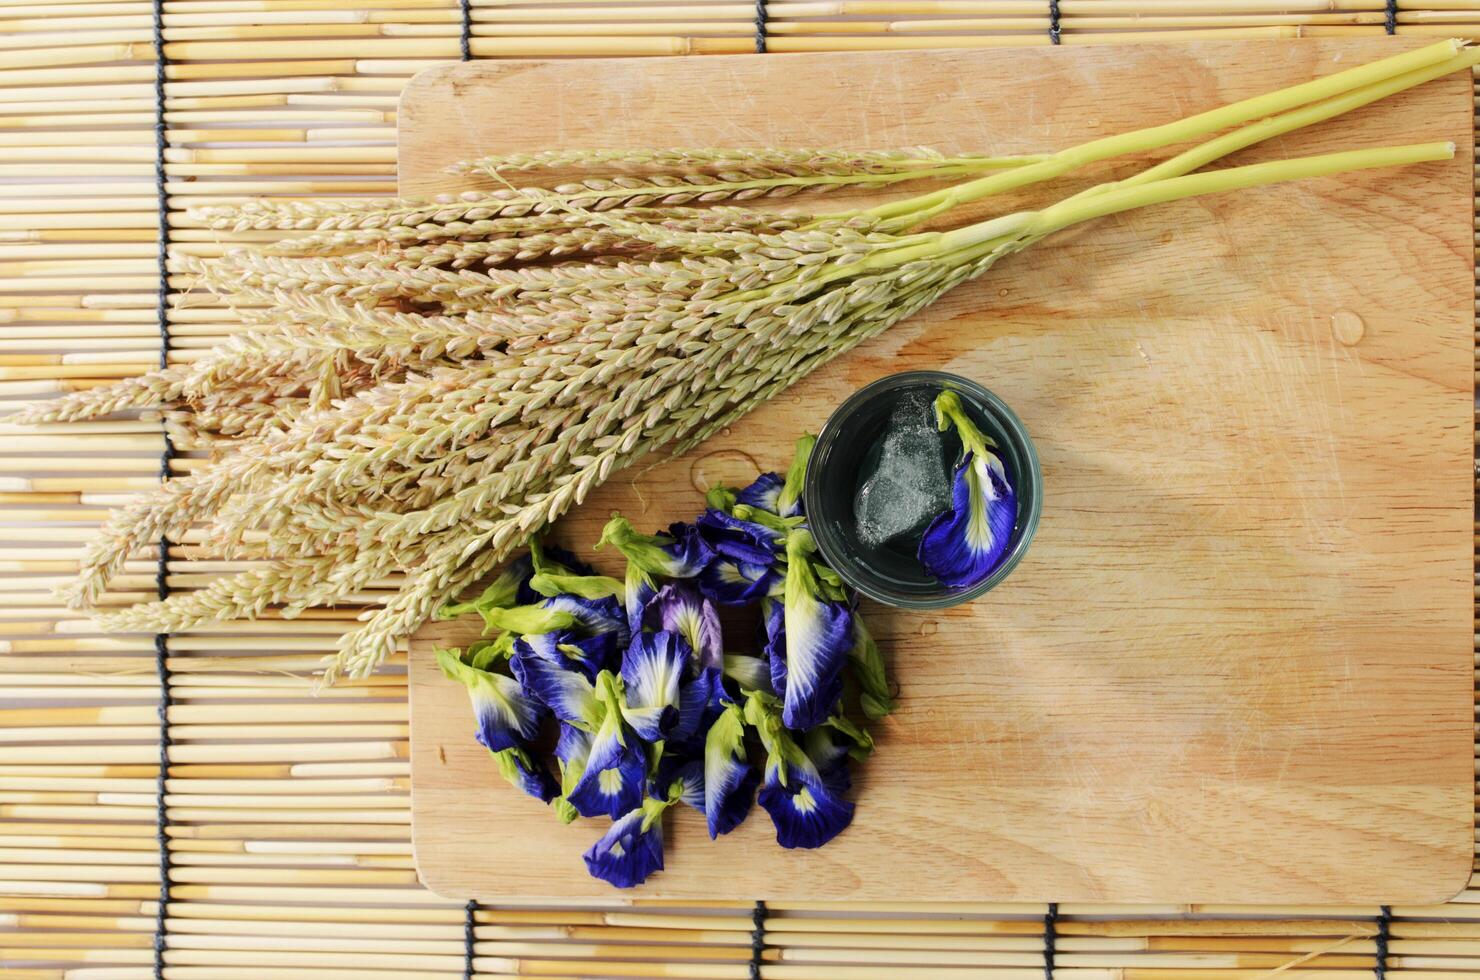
{"left": 402, "top": 39, "right": 1475, "bottom": 904}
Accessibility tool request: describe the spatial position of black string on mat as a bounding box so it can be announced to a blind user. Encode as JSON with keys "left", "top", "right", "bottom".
{"left": 754, "top": 0, "right": 768, "bottom": 53}
{"left": 149, "top": 0, "right": 173, "bottom": 975}
{"left": 459, "top": 0, "right": 473, "bottom": 61}
{"left": 749, "top": 900, "right": 768, "bottom": 980}
{"left": 1048, "top": 0, "right": 1062, "bottom": 45}
{"left": 1043, "top": 902, "right": 1058, "bottom": 979}
{"left": 462, "top": 899, "right": 477, "bottom": 979}
{"left": 1375, "top": 905, "right": 1392, "bottom": 979}
{"left": 1385, "top": 0, "right": 1398, "bottom": 34}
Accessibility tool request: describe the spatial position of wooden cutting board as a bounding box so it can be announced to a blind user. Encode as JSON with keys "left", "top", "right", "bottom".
{"left": 402, "top": 39, "right": 1475, "bottom": 904}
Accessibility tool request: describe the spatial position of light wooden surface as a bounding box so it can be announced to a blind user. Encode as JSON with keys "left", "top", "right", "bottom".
{"left": 404, "top": 39, "right": 1475, "bottom": 904}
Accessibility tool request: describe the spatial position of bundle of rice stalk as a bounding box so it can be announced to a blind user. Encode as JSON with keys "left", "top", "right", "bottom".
{"left": 16, "top": 40, "right": 1476, "bottom": 683}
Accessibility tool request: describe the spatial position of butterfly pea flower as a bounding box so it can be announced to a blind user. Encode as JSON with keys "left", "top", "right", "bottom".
{"left": 918, "top": 390, "right": 1017, "bottom": 590}
{"left": 491, "top": 745, "right": 559, "bottom": 803}
{"left": 669, "top": 665, "right": 724, "bottom": 749}
{"left": 731, "top": 434, "right": 813, "bottom": 518}
{"left": 654, "top": 757, "right": 705, "bottom": 814}
{"left": 699, "top": 556, "right": 779, "bottom": 607}
{"left": 803, "top": 715, "right": 875, "bottom": 795}
{"left": 509, "top": 634, "right": 603, "bottom": 726}
{"left": 733, "top": 471, "right": 785, "bottom": 514}
{"left": 568, "top": 672, "right": 648, "bottom": 819}
{"left": 702, "top": 700, "right": 759, "bottom": 838}
{"left": 544, "top": 593, "right": 629, "bottom": 650}
{"left": 695, "top": 508, "right": 780, "bottom": 567}
{"left": 598, "top": 515, "right": 716, "bottom": 633}
{"left": 551, "top": 722, "right": 592, "bottom": 823}
{"left": 619, "top": 630, "right": 690, "bottom": 742}
{"left": 436, "top": 647, "right": 543, "bottom": 753}
{"left": 771, "top": 531, "right": 853, "bottom": 731}
{"left": 744, "top": 691, "right": 853, "bottom": 849}
{"left": 583, "top": 776, "right": 688, "bottom": 889}
{"left": 642, "top": 583, "right": 723, "bottom": 673}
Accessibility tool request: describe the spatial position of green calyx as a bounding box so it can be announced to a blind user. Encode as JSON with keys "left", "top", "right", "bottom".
{"left": 596, "top": 514, "right": 676, "bottom": 576}
{"left": 528, "top": 571, "right": 624, "bottom": 600}
{"left": 777, "top": 433, "right": 815, "bottom": 515}
{"left": 933, "top": 390, "right": 996, "bottom": 460}
{"left": 482, "top": 604, "right": 576, "bottom": 636}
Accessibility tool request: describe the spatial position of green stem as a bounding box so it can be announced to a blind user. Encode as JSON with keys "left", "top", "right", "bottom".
{"left": 1082, "top": 45, "right": 1480, "bottom": 200}
{"left": 942, "top": 142, "right": 1455, "bottom": 251}
{"left": 861, "top": 38, "right": 1463, "bottom": 227}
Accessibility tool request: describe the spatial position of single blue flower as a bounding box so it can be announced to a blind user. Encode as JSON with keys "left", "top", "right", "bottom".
{"left": 734, "top": 471, "right": 785, "bottom": 514}
{"left": 695, "top": 508, "right": 778, "bottom": 567}
{"left": 702, "top": 700, "right": 758, "bottom": 838}
{"left": 543, "top": 592, "right": 630, "bottom": 650}
{"left": 698, "top": 557, "right": 780, "bottom": 607}
{"left": 598, "top": 515, "right": 715, "bottom": 634}
{"left": 803, "top": 716, "right": 873, "bottom": 795}
{"left": 552, "top": 722, "right": 593, "bottom": 822}
{"left": 772, "top": 533, "right": 853, "bottom": 731}
{"left": 654, "top": 757, "right": 704, "bottom": 813}
{"left": 491, "top": 745, "right": 559, "bottom": 803}
{"left": 669, "top": 665, "right": 724, "bottom": 747}
{"left": 758, "top": 754, "right": 854, "bottom": 849}
{"left": 641, "top": 583, "right": 723, "bottom": 673}
{"left": 508, "top": 634, "right": 600, "bottom": 728}
{"left": 619, "top": 630, "right": 689, "bottom": 742}
{"left": 917, "top": 390, "right": 1017, "bottom": 590}
{"left": 744, "top": 691, "right": 853, "bottom": 849}
{"left": 583, "top": 791, "right": 677, "bottom": 889}
{"left": 435, "top": 647, "right": 542, "bottom": 753}
{"left": 567, "top": 673, "right": 648, "bottom": 819}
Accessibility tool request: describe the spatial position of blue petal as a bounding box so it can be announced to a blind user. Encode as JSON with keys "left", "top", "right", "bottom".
{"left": 802, "top": 727, "right": 854, "bottom": 795}
{"left": 619, "top": 631, "right": 689, "bottom": 742}
{"left": 542, "top": 593, "right": 629, "bottom": 648}
{"left": 918, "top": 449, "right": 1016, "bottom": 590}
{"left": 624, "top": 566, "right": 658, "bottom": 638}
{"left": 437, "top": 648, "right": 543, "bottom": 753}
{"left": 735, "top": 472, "right": 784, "bottom": 513}
{"left": 568, "top": 723, "right": 646, "bottom": 819}
{"left": 695, "top": 508, "right": 780, "bottom": 567}
{"left": 508, "top": 634, "right": 599, "bottom": 728}
{"left": 492, "top": 745, "right": 559, "bottom": 803}
{"left": 669, "top": 666, "right": 723, "bottom": 747}
{"left": 698, "top": 557, "right": 779, "bottom": 607}
{"left": 758, "top": 758, "right": 853, "bottom": 849}
{"left": 661, "top": 521, "right": 716, "bottom": 577}
{"left": 583, "top": 805, "right": 665, "bottom": 889}
{"left": 654, "top": 758, "right": 704, "bottom": 812}
{"left": 775, "top": 578, "right": 852, "bottom": 731}
{"left": 703, "top": 702, "right": 758, "bottom": 838}
{"left": 642, "top": 583, "right": 723, "bottom": 673}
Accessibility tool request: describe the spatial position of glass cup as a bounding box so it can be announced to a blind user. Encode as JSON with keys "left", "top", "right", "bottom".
{"left": 803, "top": 370, "right": 1042, "bottom": 609}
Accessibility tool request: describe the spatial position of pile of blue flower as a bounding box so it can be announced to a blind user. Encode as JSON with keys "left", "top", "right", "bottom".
{"left": 434, "top": 436, "right": 894, "bottom": 888}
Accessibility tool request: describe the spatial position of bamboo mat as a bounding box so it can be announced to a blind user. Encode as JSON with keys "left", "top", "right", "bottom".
{"left": 4, "top": 3, "right": 1480, "bottom": 978}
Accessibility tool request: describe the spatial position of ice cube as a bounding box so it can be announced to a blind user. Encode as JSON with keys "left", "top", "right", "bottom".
{"left": 853, "top": 389, "right": 954, "bottom": 551}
